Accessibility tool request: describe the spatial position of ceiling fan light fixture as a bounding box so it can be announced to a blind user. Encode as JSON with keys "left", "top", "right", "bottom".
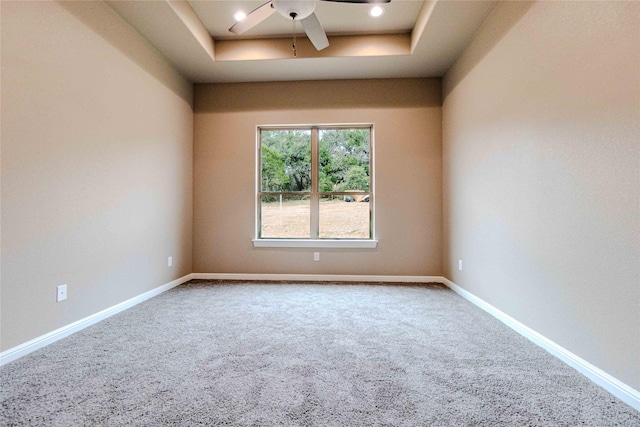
{"left": 369, "top": 5, "right": 384, "bottom": 17}
{"left": 273, "top": 1, "right": 316, "bottom": 20}
{"left": 233, "top": 11, "right": 247, "bottom": 22}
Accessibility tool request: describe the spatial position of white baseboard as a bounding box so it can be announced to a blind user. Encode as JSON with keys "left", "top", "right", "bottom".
{"left": 192, "top": 273, "right": 442, "bottom": 283}
{"left": 0, "top": 273, "right": 194, "bottom": 366}
{"left": 439, "top": 277, "right": 640, "bottom": 412}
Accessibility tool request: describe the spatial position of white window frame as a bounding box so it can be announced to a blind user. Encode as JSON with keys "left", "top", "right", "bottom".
{"left": 253, "top": 124, "right": 377, "bottom": 249}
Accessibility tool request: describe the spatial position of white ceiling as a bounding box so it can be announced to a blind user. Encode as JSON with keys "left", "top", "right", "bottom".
{"left": 106, "top": 0, "right": 497, "bottom": 83}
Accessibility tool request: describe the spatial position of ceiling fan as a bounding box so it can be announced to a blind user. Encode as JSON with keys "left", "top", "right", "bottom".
{"left": 229, "top": 0, "right": 391, "bottom": 52}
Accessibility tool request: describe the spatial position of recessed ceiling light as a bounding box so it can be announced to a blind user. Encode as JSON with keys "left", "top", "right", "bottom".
{"left": 234, "top": 11, "right": 247, "bottom": 22}
{"left": 369, "top": 6, "right": 384, "bottom": 17}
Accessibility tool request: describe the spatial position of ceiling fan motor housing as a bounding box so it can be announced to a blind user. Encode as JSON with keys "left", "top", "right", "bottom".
{"left": 272, "top": 1, "right": 316, "bottom": 20}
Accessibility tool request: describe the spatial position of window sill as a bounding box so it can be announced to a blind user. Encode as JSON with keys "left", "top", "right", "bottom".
{"left": 253, "top": 239, "right": 378, "bottom": 249}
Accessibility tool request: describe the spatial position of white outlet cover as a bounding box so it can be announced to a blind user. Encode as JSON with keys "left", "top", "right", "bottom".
{"left": 57, "top": 284, "right": 67, "bottom": 302}
{"left": 314, "top": 252, "right": 320, "bottom": 261}
{"left": 168, "top": 256, "right": 173, "bottom": 267}
{"left": 458, "top": 260, "right": 463, "bottom": 271}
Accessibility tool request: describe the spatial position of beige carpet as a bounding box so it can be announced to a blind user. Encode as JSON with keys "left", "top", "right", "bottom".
{"left": 1, "top": 280, "right": 638, "bottom": 425}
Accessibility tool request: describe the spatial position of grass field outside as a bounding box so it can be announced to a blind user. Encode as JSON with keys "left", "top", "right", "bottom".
{"left": 261, "top": 198, "right": 370, "bottom": 239}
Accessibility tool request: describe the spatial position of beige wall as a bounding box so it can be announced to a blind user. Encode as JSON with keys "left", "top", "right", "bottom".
{"left": 1, "top": 1, "right": 193, "bottom": 351}
{"left": 194, "top": 79, "right": 442, "bottom": 276}
{"left": 443, "top": 1, "right": 639, "bottom": 390}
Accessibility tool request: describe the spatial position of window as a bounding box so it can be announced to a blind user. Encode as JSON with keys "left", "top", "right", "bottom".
{"left": 255, "top": 125, "right": 376, "bottom": 248}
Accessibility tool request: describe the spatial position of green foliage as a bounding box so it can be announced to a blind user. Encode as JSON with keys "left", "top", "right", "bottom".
{"left": 319, "top": 174, "right": 334, "bottom": 192}
{"left": 261, "top": 145, "right": 288, "bottom": 191}
{"left": 261, "top": 128, "right": 370, "bottom": 193}
{"left": 261, "top": 130, "right": 311, "bottom": 192}
{"left": 341, "top": 165, "right": 369, "bottom": 192}
{"left": 319, "top": 129, "right": 370, "bottom": 191}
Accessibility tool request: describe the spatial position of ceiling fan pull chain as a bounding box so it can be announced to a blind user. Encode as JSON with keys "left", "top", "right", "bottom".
{"left": 291, "top": 15, "right": 297, "bottom": 57}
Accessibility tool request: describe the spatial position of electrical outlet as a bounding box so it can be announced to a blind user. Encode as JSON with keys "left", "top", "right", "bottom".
{"left": 168, "top": 256, "right": 173, "bottom": 267}
{"left": 458, "top": 260, "right": 463, "bottom": 271}
{"left": 314, "top": 252, "right": 320, "bottom": 262}
{"left": 57, "top": 284, "right": 67, "bottom": 302}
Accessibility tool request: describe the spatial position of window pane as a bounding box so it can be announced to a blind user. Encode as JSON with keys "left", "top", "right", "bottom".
{"left": 261, "top": 129, "right": 311, "bottom": 192}
{"left": 318, "top": 129, "right": 370, "bottom": 192}
{"left": 261, "top": 194, "right": 310, "bottom": 238}
{"left": 319, "top": 195, "right": 370, "bottom": 239}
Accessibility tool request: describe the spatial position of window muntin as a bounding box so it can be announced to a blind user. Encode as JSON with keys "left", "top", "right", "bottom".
{"left": 258, "top": 125, "right": 373, "bottom": 241}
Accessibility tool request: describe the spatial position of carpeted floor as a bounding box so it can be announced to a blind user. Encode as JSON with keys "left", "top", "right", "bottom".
{"left": 1, "top": 280, "right": 638, "bottom": 426}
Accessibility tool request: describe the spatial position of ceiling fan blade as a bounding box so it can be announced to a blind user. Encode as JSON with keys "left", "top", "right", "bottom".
{"left": 229, "top": 1, "right": 275, "bottom": 35}
{"left": 321, "top": 0, "right": 391, "bottom": 3}
{"left": 301, "top": 12, "right": 329, "bottom": 51}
